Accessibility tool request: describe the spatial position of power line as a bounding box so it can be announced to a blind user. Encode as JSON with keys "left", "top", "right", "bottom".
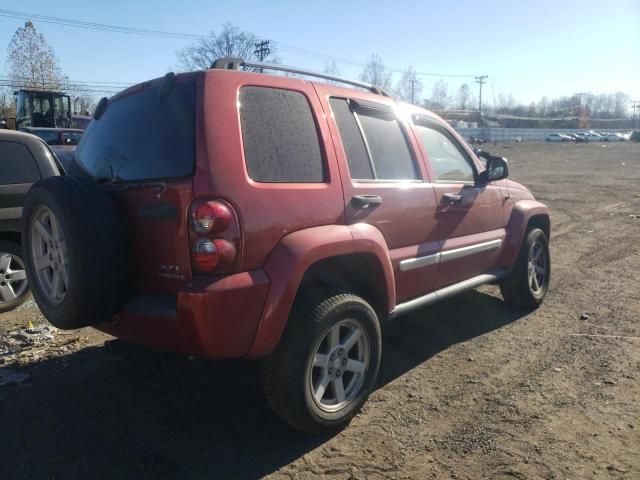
{"left": 0, "top": 9, "right": 479, "bottom": 79}
{"left": 0, "top": 9, "right": 201, "bottom": 39}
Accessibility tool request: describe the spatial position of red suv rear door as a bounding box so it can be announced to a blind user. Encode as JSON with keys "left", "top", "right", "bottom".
{"left": 315, "top": 85, "right": 439, "bottom": 303}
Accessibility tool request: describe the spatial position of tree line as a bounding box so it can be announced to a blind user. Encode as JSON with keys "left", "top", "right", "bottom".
{"left": 2, "top": 22, "right": 635, "bottom": 122}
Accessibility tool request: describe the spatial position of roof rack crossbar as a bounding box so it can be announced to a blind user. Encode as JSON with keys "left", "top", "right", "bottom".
{"left": 211, "top": 57, "right": 388, "bottom": 96}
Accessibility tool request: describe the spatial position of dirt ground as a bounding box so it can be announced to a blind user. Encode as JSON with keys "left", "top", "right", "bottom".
{"left": 1, "top": 141, "right": 639, "bottom": 479}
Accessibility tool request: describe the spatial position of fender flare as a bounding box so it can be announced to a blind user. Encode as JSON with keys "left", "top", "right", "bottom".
{"left": 246, "top": 224, "right": 395, "bottom": 358}
{"left": 500, "top": 200, "right": 551, "bottom": 268}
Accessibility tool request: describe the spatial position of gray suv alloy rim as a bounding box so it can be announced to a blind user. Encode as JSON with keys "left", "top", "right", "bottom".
{"left": 308, "top": 318, "right": 370, "bottom": 413}
{"left": 0, "top": 252, "right": 28, "bottom": 304}
{"left": 528, "top": 238, "right": 548, "bottom": 296}
{"left": 29, "top": 205, "right": 69, "bottom": 305}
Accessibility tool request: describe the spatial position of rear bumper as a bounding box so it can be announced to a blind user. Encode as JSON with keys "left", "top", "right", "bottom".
{"left": 96, "top": 270, "right": 270, "bottom": 359}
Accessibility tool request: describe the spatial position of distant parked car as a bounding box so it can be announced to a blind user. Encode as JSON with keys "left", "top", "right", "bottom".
{"left": 545, "top": 133, "right": 572, "bottom": 142}
{"left": 583, "top": 132, "right": 604, "bottom": 142}
{"left": 571, "top": 133, "right": 589, "bottom": 143}
{"left": 19, "top": 127, "right": 83, "bottom": 171}
{"left": 630, "top": 131, "right": 640, "bottom": 142}
{"left": 19, "top": 127, "right": 84, "bottom": 146}
{"left": 604, "top": 133, "right": 626, "bottom": 142}
{"left": 0, "top": 130, "right": 62, "bottom": 312}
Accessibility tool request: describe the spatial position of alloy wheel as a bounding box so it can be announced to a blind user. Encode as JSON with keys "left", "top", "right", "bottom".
{"left": 30, "top": 205, "right": 69, "bottom": 305}
{"left": 0, "top": 252, "right": 28, "bottom": 304}
{"left": 308, "top": 318, "right": 370, "bottom": 413}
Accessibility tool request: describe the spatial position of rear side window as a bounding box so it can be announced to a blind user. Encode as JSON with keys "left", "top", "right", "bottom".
{"left": 330, "top": 98, "right": 419, "bottom": 181}
{"left": 0, "top": 141, "right": 40, "bottom": 184}
{"left": 239, "top": 86, "right": 324, "bottom": 183}
{"left": 74, "top": 82, "right": 195, "bottom": 181}
{"left": 329, "top": 98, "right": 373, "bottom": 179}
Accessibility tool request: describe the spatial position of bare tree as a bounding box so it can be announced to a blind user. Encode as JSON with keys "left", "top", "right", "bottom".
{"left": 455, "top": 83, "right": 475, "bottom": 110}
{"left": 429, "top": 79, "right": 449, "bottom": 110}
{"left": 322, "top": 61, "right": 341, "bottom": 85}
{"left": 613, "top": 92, "right": 631, "bottom": 118}
{"left": 5, "top": 21, "right": 65, "bottom": 90}
{"left": 176, "top": 23, "right": 275, "bottom": 71}
{"left": 359, "top": 55, "right": 392, "bottom": 91}
{"left": 323, "top": 61, "right": 340, "bottom": 77}
{"left": 537, "top": 96, "right": 549, "bottom": 117}
{"left": 394, "top": 66, "right": 422, "bottom": 104}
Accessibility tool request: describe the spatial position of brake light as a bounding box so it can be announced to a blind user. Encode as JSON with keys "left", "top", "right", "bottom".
{"left": 189, "top": 198, "right": 240, "bottom": 274}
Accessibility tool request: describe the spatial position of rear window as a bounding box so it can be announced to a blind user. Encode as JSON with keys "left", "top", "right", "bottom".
{"left": 239, "top": 86, "right": 325, "bottom": 183}
{"left": 74, "top": 82, "right": 195, "bottom": 181}
{"left": 61, "top": 132, "right": 82, "bottom": 145}
{"left": 0, "top": 141, "right": 40, "bottom": 184}
{"left": 33, "top": 130, "right": 59, "bottom": 145}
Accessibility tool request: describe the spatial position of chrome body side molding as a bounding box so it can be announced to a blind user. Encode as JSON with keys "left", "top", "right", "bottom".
{"left": 399, "top": 239, "right": 502, "bottom": 272}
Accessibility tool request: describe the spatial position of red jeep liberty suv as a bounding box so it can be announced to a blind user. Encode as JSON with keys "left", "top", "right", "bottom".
{"left": 21, "top": 59, "right": 550, "bottom": 435}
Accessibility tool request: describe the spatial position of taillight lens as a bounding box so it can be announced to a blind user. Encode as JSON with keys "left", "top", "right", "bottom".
{"left": 190, "top": 200, "right": 232, "bottom": 234}
{"left": 189, "top": 198, "right": 240, "bottom": 274}
{"left": 192, "top": 238, "right": 219, "bottom": 272}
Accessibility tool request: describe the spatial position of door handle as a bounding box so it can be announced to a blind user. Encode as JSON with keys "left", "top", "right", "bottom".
{"left": 442, "top": 193, "right": 463, "bottom": 204}
{"left": 352, "top": 195, "right": 383, "bottom": 208}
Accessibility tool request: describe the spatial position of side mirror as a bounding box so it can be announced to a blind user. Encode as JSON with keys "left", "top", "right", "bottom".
{"left": 479, "top": 155, "right": 509, "bottom": 185}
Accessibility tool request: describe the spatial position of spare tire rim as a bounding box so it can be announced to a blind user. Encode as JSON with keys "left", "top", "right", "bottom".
{"left": 30, "top": 205, "right": 69, "bottom": 305}
{"left": 528, "top": 239, "right": 548, "bottom": 297}
{"left": 307, "top": 318, "right": 370, "bottom": 413}
{"left": 0, "top": 252, "right": 28, "bottom": 304}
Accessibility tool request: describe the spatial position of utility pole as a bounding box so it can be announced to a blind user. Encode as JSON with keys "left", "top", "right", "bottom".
{"left": 475, "top": 75, "right": 488, "bottom": 120}
{"left": 253, "top": 40, "right": 271, "bottom": 73}
{"left": 632, "top": 101, "right": 640, "bottom": 129}
{"left": 254, "top": 40, "right": 271, "bottom": 61}
{"left": 409, "top": 79, "right": 417, "bottom": 104}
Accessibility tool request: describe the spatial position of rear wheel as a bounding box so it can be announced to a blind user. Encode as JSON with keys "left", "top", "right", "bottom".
{"left": 500, "top": 227, "right": 550, "bottom": 309}
{"left": 263, "top": 292, "right": 382, "bottom": 435}
{"left": 0, "top": 241, "right": 30, "bottom": 313}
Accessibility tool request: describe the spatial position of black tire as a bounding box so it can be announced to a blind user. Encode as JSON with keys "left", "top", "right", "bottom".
{"left": 500, "top": 227, "right": 550, "bottom": 309}
{"left": 21, "top": 176, "right": 126, "bottom": 329}
{"left": 263, "top": 291, "right": 382, "bottom": 435}
{"left": 0, "top": 241, "right": 31, "bottom": 313}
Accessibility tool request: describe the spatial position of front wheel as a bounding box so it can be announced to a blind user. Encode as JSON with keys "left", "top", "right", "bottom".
{"left": 500, "top": 227, "right": 550, "bottom": 309}
{"left": 263, "top": 292, "right": 382, "bottom": 435}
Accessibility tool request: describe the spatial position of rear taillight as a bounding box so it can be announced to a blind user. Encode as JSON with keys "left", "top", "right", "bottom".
{"left": 190, "top": 200, "right": 232, "bottom": 234}
{"left": 189, "top": 199, "right": 240, "bottom": 274}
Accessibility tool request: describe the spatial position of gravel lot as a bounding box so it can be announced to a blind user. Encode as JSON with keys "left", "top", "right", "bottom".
{"left": 1, "top": 141, "right": 639, "bottom": 479}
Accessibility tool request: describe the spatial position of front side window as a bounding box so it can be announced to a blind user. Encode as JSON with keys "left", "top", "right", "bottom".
{"left": 415, "top": 123, "right": 474, "bottom": 183}
{"left": 239, "top": 86, "right": 325, "bottom": 183}
{"left": 330, "top": 98, "right": 419, "bottom": 181}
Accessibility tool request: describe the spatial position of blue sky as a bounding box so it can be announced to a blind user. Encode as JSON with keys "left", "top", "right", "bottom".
{"left": 1, "top": 0, "right": 638, "bottom": 105}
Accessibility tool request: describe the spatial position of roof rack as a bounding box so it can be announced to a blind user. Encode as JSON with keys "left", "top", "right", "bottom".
{"left": 211, "top": 57, "right": 389, "bottom": 97}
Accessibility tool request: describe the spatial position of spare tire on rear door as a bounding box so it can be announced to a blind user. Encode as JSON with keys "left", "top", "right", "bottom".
{"left": 22, "top": 175, "right": 126, "bottom": 329}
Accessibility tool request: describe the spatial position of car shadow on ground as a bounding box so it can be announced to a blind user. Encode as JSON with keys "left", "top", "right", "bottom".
{"left": 0, "top": 289, "right": 528, "bottom": 479}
